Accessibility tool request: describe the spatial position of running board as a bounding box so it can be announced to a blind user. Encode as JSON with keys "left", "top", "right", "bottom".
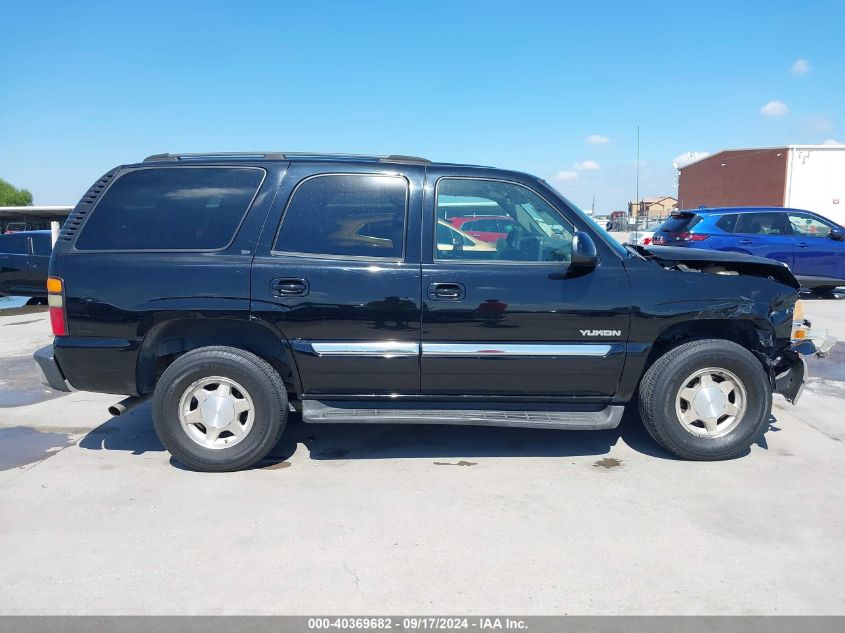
{"left": 302, "top": 400, "right": 624, "bottom": 430}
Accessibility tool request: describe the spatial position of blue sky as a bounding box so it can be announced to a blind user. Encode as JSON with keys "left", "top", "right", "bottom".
{"left": 1, "top": 0, "right": 843, "bottom": 212}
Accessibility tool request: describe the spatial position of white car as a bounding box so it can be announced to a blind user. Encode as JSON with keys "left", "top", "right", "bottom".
{"left": 628, "top": 228, "right": 655, "bottom": 246}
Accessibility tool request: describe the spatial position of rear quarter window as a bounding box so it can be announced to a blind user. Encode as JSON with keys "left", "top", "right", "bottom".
{"left": 74, "top": 167, "right": 265, "bottom": 251}
{"left": 715, "top": 214, "right": 738, "bottom": 233}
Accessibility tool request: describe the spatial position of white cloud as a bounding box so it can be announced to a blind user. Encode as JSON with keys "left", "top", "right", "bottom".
{"left": 586, "top": 134, "right": 610, "bottom": 144}
{"left": 790, "top": 59, "right": 811, "bottom": 76}
{"left": 761, "top": 100, "right": 789, "bottom": 117}
{"left": 822, "top": 139, "right": 842, "bottom": 145}
{"left": 673, "top": 151, "right": 710, "bottom": 169}
{"left": 573, "top": 160, "right": 600, "bottom": 171}
{"left": 552, "top": 170, "right": 579, "bottom": 182}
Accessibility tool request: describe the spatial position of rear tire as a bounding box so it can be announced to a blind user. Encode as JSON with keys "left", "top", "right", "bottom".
{"left": 152, "top": 346, "right": 287, "bottom": 472}
{"left": 639, "top": 339, "right": 771, "bottom": 460}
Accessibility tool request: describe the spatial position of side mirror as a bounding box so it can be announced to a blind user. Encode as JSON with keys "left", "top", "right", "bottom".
{"left": 829, "top": 227, "right": 845, "bottom": 242}
{"left": 571, "top": 231, "right": 599, "bottom": 268}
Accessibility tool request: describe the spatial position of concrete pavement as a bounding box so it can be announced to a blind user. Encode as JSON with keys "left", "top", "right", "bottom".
{"left": 0, "top": 293, "right": 843, "bottom": 615}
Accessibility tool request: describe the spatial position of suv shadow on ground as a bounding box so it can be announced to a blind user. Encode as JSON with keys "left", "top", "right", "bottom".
{"left": 78, "top": 402, "right": 780, "bottom": 468}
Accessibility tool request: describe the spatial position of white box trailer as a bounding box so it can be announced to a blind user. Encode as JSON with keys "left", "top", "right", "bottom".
{"left": 785, "top": 145, "right": 845, "bottom": 227}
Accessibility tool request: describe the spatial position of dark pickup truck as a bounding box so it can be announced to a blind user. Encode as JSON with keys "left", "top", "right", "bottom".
{"left": 0, "top": 230, "right": 52, "bottom": 298}
{"left": 34, "top": 152, "right": 833, "bottom": 471}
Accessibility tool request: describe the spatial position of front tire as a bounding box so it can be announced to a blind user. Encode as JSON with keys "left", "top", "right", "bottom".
{"left": 152, "top": 346, "right": 288, "bottom": 472}
{"left": 639, "top": 339, "right": 772, "bottom": 460}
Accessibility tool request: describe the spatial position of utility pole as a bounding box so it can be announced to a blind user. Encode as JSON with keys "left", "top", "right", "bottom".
{"left": 634, "top": 124, "right": 640, "bottom": 241}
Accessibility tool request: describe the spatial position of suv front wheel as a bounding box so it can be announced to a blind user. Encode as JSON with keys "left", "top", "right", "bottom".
{"left": 639, "top": 339, "right": 772, "bottom": 460}
{"left": 152, "top": 346, "right": 288, "bottom": 472}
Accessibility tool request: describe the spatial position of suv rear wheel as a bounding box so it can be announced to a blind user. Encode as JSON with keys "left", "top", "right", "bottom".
{"left": 638, "top": 339, "right": 772, "bottom": 460}
{"left": 152, "top": 346, "right": 288, "bottom": 472}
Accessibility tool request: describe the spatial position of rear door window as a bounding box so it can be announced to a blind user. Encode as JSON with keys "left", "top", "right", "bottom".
{"left": 32, "top": 234, "right": 52, "bottom": 256}
{"left": 74, "top": 167, "right": 265, "bottom": 251}
{"left": 274, "top": 174, "right": 408, "bottom": 259}
{"left": 0, "top": 235, "right": 28, "bottom": 254}
{"left": 735, "top": 212, "right": 788, "bottom": 235}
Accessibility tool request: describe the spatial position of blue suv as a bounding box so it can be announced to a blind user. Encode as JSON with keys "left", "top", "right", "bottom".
{"left": 652, "top": 207, "right": 845, "bottom": 293}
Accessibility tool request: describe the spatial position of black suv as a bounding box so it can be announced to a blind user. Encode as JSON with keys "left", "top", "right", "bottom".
{"left": 33, "top": 152, "right": 829, "bottom": 471}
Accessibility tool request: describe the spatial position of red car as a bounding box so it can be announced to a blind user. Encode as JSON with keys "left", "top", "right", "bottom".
{"left": 449, "top": 215, "right": 516, "bottom": 243}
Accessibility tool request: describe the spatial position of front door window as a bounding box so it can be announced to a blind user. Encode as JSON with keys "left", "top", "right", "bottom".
{"left": 435, "top": 179, "right": 574, "bottom": 262}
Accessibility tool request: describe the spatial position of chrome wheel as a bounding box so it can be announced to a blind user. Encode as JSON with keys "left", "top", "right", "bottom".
{"left": 178, "top": 376, "right": 255, "bottom": 450}
{"left": 675, "top": 367, "right": 747, "bottom": 438}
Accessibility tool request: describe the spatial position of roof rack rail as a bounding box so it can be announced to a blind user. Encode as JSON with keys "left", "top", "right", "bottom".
{"left": 143, "top": 152, "right": 431, "bottom": 164}
{"left": 143, "top": 152, "right": 286, "bottom": 162}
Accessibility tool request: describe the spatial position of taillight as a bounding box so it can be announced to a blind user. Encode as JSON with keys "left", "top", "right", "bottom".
{"left": 642, "top": 237, "right": 652, "bottom": 245}
{"left": 47, "top": 276, "right": 67, "bottom": 337}
{"left": 678, "top": 232, "right": 709, "bottom": 242}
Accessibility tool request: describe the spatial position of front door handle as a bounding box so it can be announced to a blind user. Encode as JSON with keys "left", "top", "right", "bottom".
{"left": 738, "top": 239, "right": 753, "bottom": 245}
{"left": 428, "top": 282, "right": 465, "bottom": 301}
{"left": 795, "top": 242, "right": 808, "bottom": 248}
{"left": 271, "top": 278, "right": 309, "bottom": 296}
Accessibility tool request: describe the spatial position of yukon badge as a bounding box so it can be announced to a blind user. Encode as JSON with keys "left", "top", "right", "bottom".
{"left": 580, "top": 329, "right": 622, "bottom": 337}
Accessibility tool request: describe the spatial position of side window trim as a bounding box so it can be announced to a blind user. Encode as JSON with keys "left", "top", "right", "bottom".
{"left": 271, "top": 172, "right": 410, "bottom": 262}
{"left": 433, "top": 176, "right": 575, "bottom": 265}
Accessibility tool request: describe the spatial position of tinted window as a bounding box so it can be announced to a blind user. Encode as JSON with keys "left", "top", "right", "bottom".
{"left": 715, "top": 214, "right": 738, "bottom": 233}
{"left": 436, "top": 221, "right": 475, "bottom": 247}
{"left": 32, "top": 234, "right": 52, "bottom": 256}
{"left": 0, "top": 235, "right": 28, "bottom": 254}
{"left": 788, "top": 212, "right": 833, "bottom": 238}
{"left": 735, "top": 212, "right": 787, "bottom": 235}
{"left": 435, "top": 179, "right": 573, "bottom": 262}
{"left": 464, "top": 218, "right": 504, "bottom": 232}
{"left": 75, "top": 167, "right": 264, "bottom": 251}
{"left": 275, "top": 174, "right": 407, "bottom": 259}
{"left": 659, "top": 213, "right": 700, "bottom": 233}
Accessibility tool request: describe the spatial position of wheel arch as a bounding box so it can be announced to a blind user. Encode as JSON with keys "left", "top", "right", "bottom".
{"left": 645, "top": 317, "right": 775, "bottom": 373}
{"left": 136, "top": 317, "right": 302, "bottom": 397}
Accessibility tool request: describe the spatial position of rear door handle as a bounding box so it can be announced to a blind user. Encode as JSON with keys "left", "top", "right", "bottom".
{"left": 795, "top": 242, "right": 808, "bottom": 248}
{"left": 738, "top": 239, "right": 753, "bottom": 245}
{"left": 428, "top": 282, "right": 465, "bottom": 301}
{"left": 271, "top": 278, "right": 309, "bottom": 296}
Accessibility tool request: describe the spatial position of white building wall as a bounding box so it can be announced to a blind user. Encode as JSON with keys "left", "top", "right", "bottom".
{"left": 785, "top": 146, "right": 845, "bottom": 226}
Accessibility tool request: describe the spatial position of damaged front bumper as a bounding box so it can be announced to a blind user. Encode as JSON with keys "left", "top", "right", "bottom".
{"left": 773, "top": 333, "right": 837, "bottom": 404}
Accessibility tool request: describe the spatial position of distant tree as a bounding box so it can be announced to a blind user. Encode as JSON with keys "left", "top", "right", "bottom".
{"left": 0, "top": 178, "right": 33, "bottom": 206}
